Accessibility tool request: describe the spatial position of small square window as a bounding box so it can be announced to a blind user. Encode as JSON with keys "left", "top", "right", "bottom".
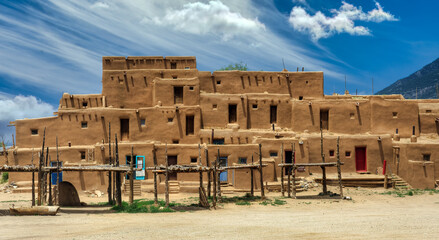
{"left": 172, "top": 76, "right": 177, "bottom": 79}
{"left": 269, "top": 152, "right": 278, "bottom": 157}
{"left": 216, "top": 80, "right": 221, "bottom": 85}
{"left": 252, "top": 104, "right": 258, "bottom": 109}
{"left": 345, "top": 151, "right": 351, "bottom": 157}
{"left": 239, "top": 157, "right": 247, "bottom": 164}
{"left": 299, "top": 96, "right": 303, "bottom": 100}
{"left": 171, "top": 62, "right": 177, "bottom": 69}
{"left": 392, "top": 112, "right": 398, "bottom": 118}
{"left": 82, "top": 102, "right": 88, "bottom": 108}
{"left": 191, "top": 157, "right": 198, "bottom": 163}
{"left": 31, "top": 129, "right": 38, "bottom": 135}
{"left": 426, "top": 110, "right": 432, "bottom": 113}
{"left": 81, "top": 122, "right": 88, "bottom": 128}
{"left": 168, "top": 118, "right": 173, "bottom": 122}
{"left": 350, "top": 113, "right": 355, "bottom": 119}
{"left": 140, "top": 119, "right": 146, "bottom": 126}
{"left": 423, "top": 154, "right": 431, "bottom": 161}
{"left": 212, "top": 104, "right": 217, "bottom": 110}
{"left": 306, "top": 80, "right": 309, "bottom": 84}
{"left": 80, "top": 151, "right": 86, "bottom": 160}
{"left": 172, "top": 139, "right": 179, "bottom": 144}
{"left": 329, "top": 150, "right": 335, "bottom": 157}
{"left": 119, "top": 78, "right": 123, "bottom": 84}
{"left": 189, "top": 86, "right": 194, "bottom": 90}
{"left": 184, "top": 67, "right": 190, "bottom": 70}
{"left": 213, "top": 138, "right": 225, "bottom": 145}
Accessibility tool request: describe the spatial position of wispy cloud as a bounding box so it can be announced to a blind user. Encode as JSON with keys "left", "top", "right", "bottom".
{"left": 0, "top": 93, "right": 55, "bottom": 121}
{"left": 289, "top": 1, "right": 398, "bottom": 41}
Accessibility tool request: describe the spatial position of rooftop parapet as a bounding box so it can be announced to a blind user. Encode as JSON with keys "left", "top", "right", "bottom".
{"left": 102, "top": 56, "right": 196, "bottom": 70}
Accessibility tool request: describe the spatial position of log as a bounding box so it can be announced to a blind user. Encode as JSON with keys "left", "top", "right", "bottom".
{"left": 199, "top": 186, "right": 209, "bottom": 208}
{"left": 320, "top": 128, "right": 327, "bottom": 194}
{"left": 153, "top": 146, "right": 158, "bottom": 205}
{"left": 165, "top": 143, "right": 169, "bottom": 208}
{"left": 292, "top": 143, "right": 296, "bottom": 199}
{"left": 212, "top": 150, "right": 217, "bottom": 209}
{"left": 217, "top": 149, "right": 221, "bottom": 200}
{"left": 336, "top": 137, "right": 344, "bottom": 198}
{"left": 56, "top": 136, "right": 60, "bottom": 205}
{"left": 205, "top": 148, "right": 211, "bottom": 198}
{"left": 31, "top": 150, "right": 35, "bottom": 207}
{"left": 281, "top": 143, "right": 284, "bottom": 197}
{"left": 129, "top": 146, "right": 134, "bottom": 204}
{"left": 10, "top": 206, "right": 60, "bottom": 216}
{"left": 259, "top": 144, "right": 265, "bottom": 199}
{"left": 250, "top": 155, "right": 254, "bottom": 197}
{"left": 198, "top": 144, "right": 203, "bottom": 206}
{"left": 107, "top": 122, "right": 112, "bottom": 205}
{"left": 115, "top": 134, "right": 122, "bottom": 207}
{"left": 38, "top": 128, "right": 46, "bottom": 206}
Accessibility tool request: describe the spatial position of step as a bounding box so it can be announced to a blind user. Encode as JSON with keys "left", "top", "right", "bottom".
{"left": 11, "top": 187, "right": 38, "bottom": 193}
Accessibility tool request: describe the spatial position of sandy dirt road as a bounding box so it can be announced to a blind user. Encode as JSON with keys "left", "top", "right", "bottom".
{"left": 0, "top": 187, "right": 438, "bottom": 240}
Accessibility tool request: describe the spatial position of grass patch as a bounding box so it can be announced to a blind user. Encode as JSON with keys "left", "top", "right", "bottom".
{"left": 221, "top": 193, "right": 261, "bottom": 203}
{"left": 381, "top": 189, "right": 439, "bottom": 198}
{"left": 111, "top": 199, "right": 175, "bottom": 213}
{"left": 235, "top": 201, "right": 251, "bottom": 206}
{"left": 258, "top": 198, "right": 287, "bottom": 206}
{"left": 1, "top": 172, "right": 8, "bottom": 183}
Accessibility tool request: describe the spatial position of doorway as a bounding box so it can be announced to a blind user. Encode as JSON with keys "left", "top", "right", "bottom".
{"left": 284, "top": 150, "right": 295, "bottom": 175}
{"left": 120, "top": 119, "right": 129, "bottom": 141}
{"left": 320, "top": 109, "right": 329, "bottom": 130}
{"left": 355, "top": 147, "right": 367, "bottom": 172}
{"left": 270, "top": 105, "right": 277, "bottom": 123}
{"left": 219, "top": 156, "right": 228, "bottom": 182}
{"left": 174, "top": 86, "right": 183, "bottom": 104}
{"left": 168, "top": 155, "right": 178, "bottom": 180}
{"left": 50, "top": 161, "right": 63, "bottom": 185}
{"left": 228, "top": 104, "right": 237, "bottom": 123}
{"left": 186, "top": 115, "right": 194, "bottom": 135}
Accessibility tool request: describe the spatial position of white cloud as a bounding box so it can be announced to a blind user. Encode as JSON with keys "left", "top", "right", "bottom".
{"left": 90, "top": 2, "right": 109, "bottom": 9}
{"left": 148, "top": 0, "right": 265, "bottom": 40}
{"left": 0, "top": 93, "right": 56, "bottom": 121}
{"left": 289, "top": 1, "right": 398, "bottom": 41}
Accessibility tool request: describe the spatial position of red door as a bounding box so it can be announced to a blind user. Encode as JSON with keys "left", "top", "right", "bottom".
{"left": 355, "top": 147, "right": 367, "bottom": 172}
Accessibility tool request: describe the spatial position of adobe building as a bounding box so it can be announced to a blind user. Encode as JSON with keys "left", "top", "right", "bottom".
{"left": 5, "top": 56, "right": 439, "bottom": 194}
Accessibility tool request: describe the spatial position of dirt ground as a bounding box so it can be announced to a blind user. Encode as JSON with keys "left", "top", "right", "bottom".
{"left": 0, "top": 185, "right": 438, "bottom": 240}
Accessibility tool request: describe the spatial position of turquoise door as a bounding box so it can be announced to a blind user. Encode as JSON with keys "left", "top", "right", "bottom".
{"left": 135, "top": 156, "right": 145, "bottom": 180}
{"left": 219, "top": 157, "right": 228, "bottom": 182}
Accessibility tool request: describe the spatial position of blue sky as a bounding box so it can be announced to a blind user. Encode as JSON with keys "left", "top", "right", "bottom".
{"left": 1, "top": 0, "right": 439, "bottom": 142}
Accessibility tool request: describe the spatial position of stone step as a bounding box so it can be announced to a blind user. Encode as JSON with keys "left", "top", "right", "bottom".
{"left": 11, "top": 187, "right": 38, "bottom": 193}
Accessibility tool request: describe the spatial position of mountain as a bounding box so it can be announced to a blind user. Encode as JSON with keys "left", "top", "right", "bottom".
{"left": 376, "top": 58, "right": 439, "bottom": 99}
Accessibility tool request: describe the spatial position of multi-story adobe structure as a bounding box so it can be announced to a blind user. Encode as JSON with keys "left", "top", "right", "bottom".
{"left": 5, "top": 56, "right": 439, "bottom": 194}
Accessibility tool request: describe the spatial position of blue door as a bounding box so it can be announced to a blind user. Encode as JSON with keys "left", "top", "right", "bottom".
{"left": 50, "top": 161, "right": 62, "bottom": 185}
{"left": 135, "top": 156, "right": 145, "bottom": 180}
{"left": 219, "top": 157, "right": 228, "bottom": 182}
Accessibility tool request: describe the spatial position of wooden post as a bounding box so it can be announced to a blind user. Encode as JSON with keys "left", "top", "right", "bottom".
{"left": 38, "top": 128, "right": 46, "bottom": 206}
{"left": 280, "top": 143, "right": 284, "bottom": 196}
{"left": 56, "top": 136, "right": 60, "bottom": 205}
{"left": 153, "top": 146, "right": 158, "bottom": 205}
{"left": 129, "top": 146, "right": 134, "bottom": 204}
{"left": 165, "top": 143, "right": 169, "bottom": 208}
{"left": 198, "top": 144, "right": 203, "bottom": 206}
{"left": 212, "top": 149, "right": 217, "bottom": 209}
{"left": 1, "top": 141, "right": 8, "bottom": 166}
{"left": 320, "top": 128, "right": 327, "bottom": 194}
{"left": 336, "top": 137, "right": 344, "bottom": 198}
{"left": 292, "top": 143, "right": 296, "bottom": 199}
{"left": 48, "top": 168, "right": 52, "bottom": 206}
{"left": 250, "top": 155, "right": 254, "bottom": 197}
{"left": 384, "top": 174, "right": 389, "bottom": 189}
{"left": 115, "top": 134, "right": 122, "bottom": 207}
{"left": 205, "top": 148, "right": 211, "bottom": 198}
{"left": 287, "top": 165, "right": 291, "bottom": 198}
{"left": 107, "top": 122, "right": 112, "bottom": 205}
{"left": 217, "top": 149, "right": 221, "bottom": 200}
{"left": 12, "top": 134, "right": 15, "bottom": 148}
{"left": 43, "top": 147, "right": 49, "bottom": 204}
{"left": 31, "top": 150, "right": 35, "bottom": 206}
{"left": 259, "top": 144, "right": 265, "bottom": 199}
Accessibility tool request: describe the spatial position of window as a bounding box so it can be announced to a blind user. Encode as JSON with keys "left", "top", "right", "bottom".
{"left": 140, "top": 119, "right": 146, "bottom": 126}
{"left": 320, "top": 109, "right": 329, "bottom": 130}
{"left": 212, "top": 104, "right": 217, "bottom": 110}
{"left": 329, "top": 150, "right": 335, "bottom": 157}
{"left": 191, "top": 157, "right": 198, "bottom": 163}
{"left": 31, "top": 129, "right": 38, "bottom": 135}
{"left": 345, "top": 151, "right": 351, "bottom": 157}
{"left": 119, "top": 78, "right": 123, "bottom": 84}
{"left": 270, "top": 105, "right": 277, "bottom": 124}
{"left": 392, "top": 112, "right": 398, "bottom": 118}
{"left": 120, "top": 119, "right": 129, "bottom": 141}
{"left": 350, "top": 113, "right": 355, "bottom": 119}
{"left": 252, "top": 104, "right": 258, "bottom": 109}
{"left": 172, "top": 76, "right": 177, "bottom": 79}
{"left": 299, "top": 96, "right": 303, "bottom": 100}
{"left": 189, "top": 86, "right": 194, "bottom": 90}
{"left": 426, "top": 110, "right": 432, "bottom": 113}
{"left": 423, "top": 154, "right": 431, "bottom": 161}
{"left": 306, "top": 80, "right": 309, "bottom": 84}
{"left": 174, "top": 86, "right": 183, "bottom": 104}
{"left": 82, "top": 102, "right": 88, "bottom": 108}
{"left": 185, "top": 67, "right": 190, "bottom": 70}
{"left": 172, "top": 139, "right": 179, "bottom": 144}
{"left": 269, "top": 152, "right": 278, "bottom": 157}
{"left": 238, "top": 157, "right": 247, "bottom": 164}
{"left": 213, "top": 138, "right": 225, "bottom": 145}
{"left": 171, "top": 62, "right": 177, "bottom": 69}
{"left": 80, "top": 151, "right": 86, "bottom": 160}
{"left": 168, "top": 118, "right": 173, "bottom": 123}
{"left": 229, "top": 104, "right": 237, "bottom": 123}
{"left": 186, "top": 115, "right": 194, "bottom": 135}
{"left": 216, "top": 80, "right": 221, "bottom": 85}
{"left": 81, "top": 121, "right": 88, "bottom": 128}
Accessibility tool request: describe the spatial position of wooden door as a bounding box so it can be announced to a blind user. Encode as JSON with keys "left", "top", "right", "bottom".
{"left": 270, "top": 105, "right": 277, "bottom": 123}
{"left": 320, "top": 110, "right": 329, "bottom": 130}
{"left": 120, "top": 119, "right": 129, "bottom": 141}
{"left": 355, "top": 147, "right": 367, "bottom": 172}
{"left": 228, "top": 104, "right": 237, "bottom": 123}
{"left": 168, "top": 155, "right": 177, "bottom": 180}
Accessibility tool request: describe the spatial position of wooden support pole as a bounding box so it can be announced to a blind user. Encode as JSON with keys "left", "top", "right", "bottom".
{"left": 292, "top": 143, "right": 296, "bottom": 199}
{"left": 287, "top": 165, "right": 291, "bottom": 198}
{"left": 259, "top": 144, "right": 265, "bottom": 200}
{"left": 112, "top": 143, "right": 116, "bottom": 204}
{"left": 336, "top": 137, "right": 344, "bottom": 198}
{"left": 43, "top": 147, "right": 49, "bottom": 204}
{"left": 107, "top": 122, "right": 112, "bottom": 205}
{"left": 165, "top": 143, "right": 169, "bottom": 208}
{"left": 129, "top": 146, "right": 134, "bottom": 204}
{"left": 115, "top": 134, "right": 122, "bottom": 207}
{"left": 250, "top": 155, "right": 254, "bottom": 197}
{"left": 48, "top": 169, "right": 52, "bottom": 206}
{"left": 31, "top": 150, "right": 35, "bottom": 206}
{"left": 198, "top": 144, "right": 203, "bottom": 206}
{"left": 321, "top": 128, "right": 327, "bottom": 194}
{"left": 212, "top": 149, "right": 217, "bottom": 209}
{"left": 153, "top": 146, "right": 158, "bottom": 205}
{"left": 38, "top": 127, "right": 46, "bottom": 206}
{"left": 281, "top": 143, "right": 284, "bottom": 197}
{"left": 56, "top": 136, "right": 60, "bottom": 205}
{"left": 205, "top": 148, "right": 211, "bottom": 198}
{"left": 217, "top": 149, "right": 221, "bottom": 200}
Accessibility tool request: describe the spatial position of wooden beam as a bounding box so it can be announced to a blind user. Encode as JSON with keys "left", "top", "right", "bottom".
{"left": 280, "top": 143, "right": 284, "bottom": 197}
{"left": 321, "top": 128, "right": 327, "bottom": 194}
{"left": 259, "top": 144, "right": 265, "bottom": 200}
{"left": 129, "top": 146, "right": 134, "bottom": 204}
{"left": 292, "top": 143, "right": 296, "bottom": 199}
{"left": 337, "top": 136, "right": 344, "bottom": 198}
{"left": 205, "top": 148, "right": 211, "bottom": 198}
{"left": 107, "top": 122, "right": 112, "bottom": 205}
{"left": 250, "top": 155, "right": 254, "bottom": 197}
{"left": 165, "top": 143, "right": 169, "bottom": 208}
{"left": 115, "top": 134, "right": 122, "bottom": 207}
{"left": 153, "top": 146, "right": 158, "bottom": 205}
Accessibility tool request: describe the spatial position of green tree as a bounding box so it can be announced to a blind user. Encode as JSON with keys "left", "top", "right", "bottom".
{"left": 218, "top": 62, "right": 248, "bottom": 71}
